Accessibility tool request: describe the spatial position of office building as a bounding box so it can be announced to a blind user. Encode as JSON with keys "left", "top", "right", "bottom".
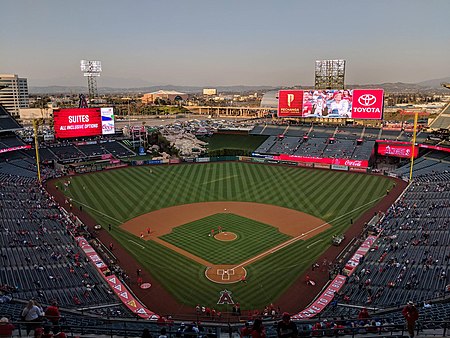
{"left": 0, "top": 74, "right": 29, "bottom": 118}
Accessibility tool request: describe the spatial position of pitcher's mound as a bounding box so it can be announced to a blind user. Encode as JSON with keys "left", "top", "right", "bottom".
{"left": 214, "top": 232, "right": 237, "bottom": 241}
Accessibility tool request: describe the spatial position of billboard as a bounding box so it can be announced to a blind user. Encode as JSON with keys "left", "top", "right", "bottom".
{"left": 278, "top": 90, "right": 304, "bottom": 117}
{"left": 377, "top": 144, "right": 418, "bottom": 158}
{"left": 274, "top": 154, "right": 369, "bottom": 168}
{"left": 101, "top": 108, "right": 115, "bottom": 135}
{"left": 278, "top": 89, "right": 383, "bottom": 119}
{"left": 54, "top": 108, "right": 115, "bottom": 139}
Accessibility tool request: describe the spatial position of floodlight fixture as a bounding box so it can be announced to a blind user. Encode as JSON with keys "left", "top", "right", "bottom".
{"left": 314, "top": 59, "right": 346, "bottom": 90}
{"left": 80, "top": 60, "right": 102, "bottom": 99}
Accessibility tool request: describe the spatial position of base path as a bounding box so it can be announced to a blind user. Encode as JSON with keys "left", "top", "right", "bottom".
{"left": 121, "top": 201, "right": 328, "bottom": 238}
{"left": 121, "top": 202, "right": 330, "bottom": 283}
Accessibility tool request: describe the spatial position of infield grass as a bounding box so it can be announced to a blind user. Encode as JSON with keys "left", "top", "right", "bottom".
{"left": 60, "top": 162, "right": 394, "bottom": 310}
{"left": 161, "top": 213, "right": 291, "bottom": 264}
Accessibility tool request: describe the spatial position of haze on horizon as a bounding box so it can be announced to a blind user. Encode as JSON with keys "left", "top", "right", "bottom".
{"left": 2, "top": 0, "right": 450, "bottom": 88}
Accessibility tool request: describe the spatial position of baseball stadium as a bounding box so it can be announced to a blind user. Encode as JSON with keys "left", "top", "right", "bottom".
{"left": 0, "top": 69, "right": 450, "bottom": 337}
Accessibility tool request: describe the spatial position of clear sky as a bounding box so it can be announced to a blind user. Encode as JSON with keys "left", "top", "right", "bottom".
{"left": 2, "top": 0, "right": 449, "bottom": 87}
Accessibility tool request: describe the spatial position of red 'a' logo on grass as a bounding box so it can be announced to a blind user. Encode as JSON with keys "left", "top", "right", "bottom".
{"left": 217, "top": 290, "right": 234, "bottom": 305}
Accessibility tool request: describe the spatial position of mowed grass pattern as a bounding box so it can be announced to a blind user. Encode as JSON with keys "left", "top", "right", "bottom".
{"left": 161, "top": 213, "right": 291, "bottom": 264}
{"left": 61, "top": 162, "right": 394, "bottom": 309}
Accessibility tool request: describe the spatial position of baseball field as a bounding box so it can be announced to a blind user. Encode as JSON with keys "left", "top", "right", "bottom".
{"left": 58, "top": 162, "right": 394, "bottom": 311}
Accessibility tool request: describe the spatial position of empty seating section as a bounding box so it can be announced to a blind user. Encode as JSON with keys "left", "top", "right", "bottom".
{"left": 335, "top": 127, "right": 362, "bottom": 140}
{"left": 284, "top": 126, "right": 310, "bottom": 137}
{"left": 102, "top": 141, "right": 135, "bottom": 157}
{"left": 352, "top": 141, "right": 375, "bottom": 159}
{"left": 309, "top": 127, "right": 334, "bottom": 138}
{"left": 394, "top": 153, "right": 450, "bottom": 178}
{"left": 294, "top": 139, "right": 327, "bottom": 157}
{"left": 363, "top": 128, "right": 381, "bottom": 140}
{"left": 50, "top": 145, "right": 85, "bottom": 161}
{"left": 76, "top": 143, "right": 108, "bottom": 157}
{"left": 262, "top": 125, "right": 288, "bottom": 136}
{"left": 268, "top": 137, "right": 300, "bottom": 154}
{"left": 0, "top": 136, "right": 24, "bottom": 148}
{"left": 0, "top": 174, "right": 121, "bottom": 310}
{"left": 254, "top": 136, "right": 278, "bottom": 154}
{"left": 330, "top": 172, "right": 450, "bottom": 314}
{"left": 252, "top": 125, "right": 375, "bottom": 161}
{"left": 0, "top": 161, "right": 37, "bottom": 177}
{"left": 380, "top": 129, "right": 402, "bottom": 140}
{"left": 0, "top": 117, "right": 22, "bottom": 131}
{"left": 249, "top": 125, "right": 265, "bottom": 135}
{"left": 323, "top": 140, "right": 355, "bottom": 158}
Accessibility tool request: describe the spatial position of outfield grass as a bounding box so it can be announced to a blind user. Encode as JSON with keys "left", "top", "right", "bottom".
{"left": 60, "top": 162, "right": 394, "bottom": 310}
{"left": 161, "top": 213, "right": 291, "bottom": 264}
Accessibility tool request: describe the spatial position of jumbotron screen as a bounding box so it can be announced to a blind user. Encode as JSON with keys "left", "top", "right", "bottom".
{"left": 278, "top": 89, "right": 384, "bottom": 119}
{"left": 53, "top": 108, "right": 115, "bottom": 139}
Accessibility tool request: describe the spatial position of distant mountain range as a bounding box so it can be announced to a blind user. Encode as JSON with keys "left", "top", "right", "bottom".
{"left": 29, "top": 77, "right": 450, "bottom": 95}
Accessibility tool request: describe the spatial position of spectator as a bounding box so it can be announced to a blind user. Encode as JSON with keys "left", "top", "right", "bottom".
{"left": 0, "top": 317, "right": 14, "bottom": 338}
{"left": 54, "top": 331, "right": 67, "bottom": 338}
{"left": 358, "top": 308, "right": 370, "bottom": 321}
{"left": 277, "top": 313, "right": 298, "bottom": 338}
{"left": 159, "top": 327, "right": 168, "bottom": 338}
{"left": 21, "top": 300, "right": 43, "bottom": 336}
{"left": 141, "top": 328, "right": 152, "bottom": 338}
{"left": 240, "top": 321, "right": 252, "bottom": 338}
{"left": 42, "top": 326, "right": 53, "bottom": 338}
{"left": 251, "top": 318, "right": 266, "bottom": 338}
{"left": 402, "top": 301, "right": 419, "bottom": 338}
{"left": 45, "top": 301, "right": 61, "bottom": 332}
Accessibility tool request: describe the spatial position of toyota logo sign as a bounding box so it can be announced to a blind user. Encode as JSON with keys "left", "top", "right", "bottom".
{"left": 358, "top": 94, "right": 377, "bottom": 106}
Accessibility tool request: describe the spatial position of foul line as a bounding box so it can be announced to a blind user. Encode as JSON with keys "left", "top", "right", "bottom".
{"left": 128, "top": 239, "right": 145, "bottom": 249}
{"left": 70, "top": 198, "right": 122, "bottom": 224}
{"left": 232, "top": 196, "right": 385, "bottom": 271}
{"left": 307, "top": 239, "right": 323, "bottom": 248}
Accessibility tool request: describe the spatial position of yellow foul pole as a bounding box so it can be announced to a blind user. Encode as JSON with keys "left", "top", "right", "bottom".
{"left": 33, "top": 119, "right": 42, "bottom": 183}
{"left": 409, "top": 112, "right": 419, "bottom": 181}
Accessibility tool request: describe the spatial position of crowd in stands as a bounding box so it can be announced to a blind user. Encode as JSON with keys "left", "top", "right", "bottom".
{"left": 0, "top": 173, "right": 132, "bottom": 336}
{"left": 322, "top": 172, "right": 449, "bottom": 322}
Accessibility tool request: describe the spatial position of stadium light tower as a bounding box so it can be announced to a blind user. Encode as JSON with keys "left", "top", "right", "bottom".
{"left": 315, "top": 59, "right": 346, "bottom": 90}
{"left": 80, "top": 60, "right": 102, "bottom": 100}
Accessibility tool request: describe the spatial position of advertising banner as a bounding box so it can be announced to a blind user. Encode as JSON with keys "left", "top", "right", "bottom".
{"left": 331, "top": 164, "right": 348, "bottom": 171}
{"left": 54, "top": 108, "right": 115, "bottom": 139}
{"left": 274, "top": 154, "right": 369, "bottom": 168}
{"left": 278, "top": 90, "right": 304, "bottom": 117}
{"left": 278, "top": 89, "right": 383, "bottom": 119}
{"left": 76, "top": 237, "right": 158, "bottom": 320}
{"left": 101, "top": 108, "right": 115, "bottom": 135}
{"left": 105, "top": 275, "right": 158, "bottom": 320}
{"left": 377, "top": 144, "right": 418, "bottom": 158}
{"left": 349, "top": 167, "right": 367, "bottom": 173}
{"left": 0, "top": 145, "right": 31, "bottom": 154}
{"left": 343, "top": 235, "right": 378, "bottom": 275}
{"left": 351, "top": 89, "right": 384, "bottom": 119}
{"left": 54, "top": 108, "right": 102, "bottom": 138}
{"left": 292, "top": 275, "right": 347, "bottom": 319}
{"left": 314, "top": 163, "right": 330, "bottom": 169}
{"left": 419, "top": 144, "right": 450, "bottom": 153}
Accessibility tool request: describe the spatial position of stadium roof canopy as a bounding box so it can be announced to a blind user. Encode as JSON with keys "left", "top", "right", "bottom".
{"left": 149, "top": 90, "right": 187, "bottom": 95}
{"left": 0, "top": 105, "right": 22, "bottom": 132}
